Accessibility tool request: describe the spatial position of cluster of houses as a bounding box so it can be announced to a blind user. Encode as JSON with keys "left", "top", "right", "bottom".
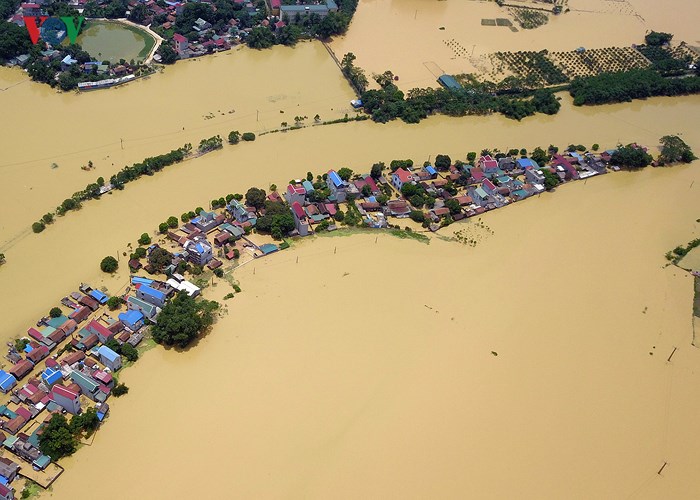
{"left": 283, "top": 148, "right": 616, "bottom": 234}
{"left": 0, "top": 274, "right": 203, "bottom": 494}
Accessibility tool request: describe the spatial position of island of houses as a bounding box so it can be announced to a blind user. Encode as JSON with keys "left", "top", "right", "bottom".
{"left": 0, "top": 273, "right": 201, "bottom": 496}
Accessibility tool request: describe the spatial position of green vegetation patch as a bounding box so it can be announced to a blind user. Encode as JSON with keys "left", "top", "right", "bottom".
{"left": 389, "top": 228, "right": 430, "bottom": 244}
{"left": 509, "top": 8, "right": 548, "bottom": 30}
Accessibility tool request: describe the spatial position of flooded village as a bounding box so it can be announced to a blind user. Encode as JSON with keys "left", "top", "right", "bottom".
{"left": 1, "top": 0, "right": 700, "bottom": 498}
{"left": 0, "top": 132, "right": 694, "bottom": 496}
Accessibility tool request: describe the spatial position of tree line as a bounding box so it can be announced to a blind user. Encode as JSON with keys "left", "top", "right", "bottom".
{"left": 569, "top": 68, "right": 700, "bottom": 106}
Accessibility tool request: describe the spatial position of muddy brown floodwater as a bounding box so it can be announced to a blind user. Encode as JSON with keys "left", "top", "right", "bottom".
{"left": 330, "top": 0, "right": 700, "bottom": 90}
{"left": 48, "top": 162, "right": 700, "bottom": 499}
{"left": 1, "top": 5, "right": 700, "bottom": 496}
{"left": 0, "top": 41, "right": 357, "bottom": 242}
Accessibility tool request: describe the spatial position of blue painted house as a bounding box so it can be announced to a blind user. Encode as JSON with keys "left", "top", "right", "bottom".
{"left": 118, "top": 310, "right": 144, "bottom": 331}
{"left": 0, "top": 371, "right": 17, "bottom": 393}
{"left": 41, "top": 367, "right": 63, "bottom": 387}
{"left": 517, "top": 158, "right": 537, "bottom": 169}
{"left": 97, "top": 345, "right": 122, "bottom": 371}
{"left": 326, "top": 170, "right": 347, "bottom": 202}
{"left": 136, "top": 284, "right": 166, "bottom": 308}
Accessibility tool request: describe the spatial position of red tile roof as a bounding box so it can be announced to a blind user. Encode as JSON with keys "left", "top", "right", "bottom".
{"left": 291, "top": 202, "right": 305, "bottom": 219}
{"left": 52, "top": 384, "right": 78, "bottom": 400}
{"left": 394, "top": 168, "right": 413, "bottom": 183}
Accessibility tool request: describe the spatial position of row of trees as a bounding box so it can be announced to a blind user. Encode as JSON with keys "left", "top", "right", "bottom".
{"left": 34, "top": 146, "right": 189, "bottom": 234}
{"left": 228, "top": 131, "right": 256, "bottom": 144}
{"left": 360, "top": 78, "right": 562, "bottom": 123}
{"left": 341, "top": 52, "right": 368, "bottom": 94}
{"left": 569, "top": 68, "right": 700, "bottom": 106}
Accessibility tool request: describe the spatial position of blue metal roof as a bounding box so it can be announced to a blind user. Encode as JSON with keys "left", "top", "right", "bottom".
{"left": 97, "top": 345, "right": 120, "bottom": 363}
{"left": 90, "top": 290, "right": 108, "bottom": 303}
{"left": 425, "top": 166, "right": 437, "bottom": 175}
{"left": 302, "top": 180, "right": 314, "bottom": 192}
{"left": 517, "top": 158, "right": 536, "bottom": 168}
{"left": 139, "top": 284, "right": 165, "bottom": 301}
{"left": 131, "top": 276, "right": 154, "bottom": 286}
{"left": 328, "top": 171, "right": 343, "bottom": 188}
{"left": 119, "top": 310, "right": 144, "bottom": 326}
{"left": 0, "top": 371, "right": 17, "bottom": 391}
{"left": 42, "top": 368, "right": 62, "bottom": 386}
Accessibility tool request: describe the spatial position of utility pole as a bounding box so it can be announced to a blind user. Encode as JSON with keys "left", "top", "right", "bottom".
{"left": 120, "top": 138, "right": 124, "bottom": 150}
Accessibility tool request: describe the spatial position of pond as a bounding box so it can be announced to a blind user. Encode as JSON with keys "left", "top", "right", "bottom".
{"left": 75, "top": 21, "right": 155, "bottom": 64}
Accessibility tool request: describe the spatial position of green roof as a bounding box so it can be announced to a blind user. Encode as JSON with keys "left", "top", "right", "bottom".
{"left": 47, "top": 316, "right": 68, "bottom": 328}
{"left": 70, "top": 371, "right": 99, "bottom": 392}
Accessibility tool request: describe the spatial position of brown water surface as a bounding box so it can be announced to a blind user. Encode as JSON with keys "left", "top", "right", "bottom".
{"left": 47, "top": 162, "right": 700, "bottom": 499}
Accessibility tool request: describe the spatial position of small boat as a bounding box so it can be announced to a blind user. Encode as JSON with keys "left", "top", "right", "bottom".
{"left": 691, "top": 270, "right": 700, "bottom": 277}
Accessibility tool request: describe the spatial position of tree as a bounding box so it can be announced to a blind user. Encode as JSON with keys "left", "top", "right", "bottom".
{"left": 445, "top": 199, "right": 461, "bottom": 215}
{"left": 49, "top": 307, "right": 62, "bottom": 318}
{"left": 540, "top": 168, "right": 560, "bottom": 190}
{"left": 530, "top": 146, "right": 550, "bottom": 167}
{"left": 247, "top": 26, "right": 275, "bottom": 49}
{"left": 611, "top": 144, "right": 653, "bottom": 168}
{"left": 256, "top": 201, "right": 295, "bottom": 237}
{"left": 42, "top": 213, "right": 54, "bottom": 224}
{"left": 158, "top": 222, "right": 169, "bottom": 234}
{"left": 69, "top": 408, "right": 100, "bottom": 436}
{"left": 409, "top": 210, "right": 425, "bottom": 223}
{"left": 337, "top": 167, "right": 353, "bottom": 181}
{"left": 645, "top": 31, "right": 673, "bottom": 46}
{"left": 167, "top": 216, "right": 179, "bottom": 228}
{"left": 148, "top": 247, "right": 173, "bottom": 273}
{"left": 434, "top": 154, "right": 451, "bottom": 171}
{"left": 32, "top": 221, "right": 45, "bottom": 234}
{"left": 276, "top": 24, "right": 302, "bottom": 46}
{"left": 100, "top": 256, "right": 118, "bottom": 273}
{"left": 152, "top": 292, "right": 219, "bottom": 348}
{"left": 39, "top": 414, "right": 77, "bottom": 460}
{"left": 315, "top": 11, "right": 349, "bottom": 38}
{"left": 0, "top": 21, "right": 32, "bottom": 61}
{"left": 659, "top": 135, "right": 696, "bottom": 164}
{"left": 0, "top": 253, "right": 4, "bottom": 264}
{"left": 242, "top": 132, "right": 256, "bottom": 141}
{"left": 467, "top": 152, "right": 477, "bottom": 163}
{"left": 107, "top": 296, "right": 123, "bottom": 310}
{"left": 228, "top": 130, "right": 240, "bottom": 144}
{"left": 138, "top": 233, "right": 151, "bottom": 245}
{"left": 245, "top": 187, "right": 266, "bottom": 209}
{"left": 531, "top": 89, "right": 560, "bottom": 115}
{"left": 159, "top": 44, "right": 178, "bottom": 64}
{"left": 113, "top": 383, "right": 129, "bottom": 397}
{"left": 121, "top": 343, "right": 139, "bottom": 362}
{"left": 370, "top": 162, "right": 384, "bottom": 179}
{"left": 592, "top": 143, "right": 600, "bottom": 151}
